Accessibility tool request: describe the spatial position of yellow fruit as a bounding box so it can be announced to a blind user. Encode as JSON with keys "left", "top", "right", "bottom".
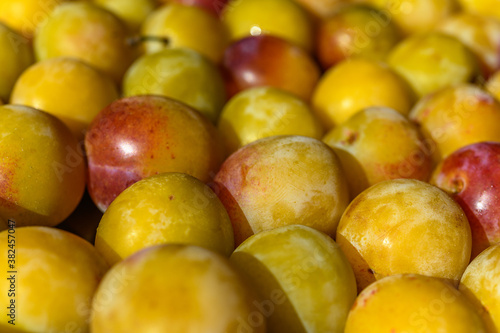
{"left": 93, "top": 0, "right": 156, "bottom": 32}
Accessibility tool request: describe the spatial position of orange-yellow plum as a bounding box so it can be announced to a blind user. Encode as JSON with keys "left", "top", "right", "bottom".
{"left": 91, "top": 244, "right": 266, "bottom": 332}
{"left": 336, "top": 179, "right": 471, "bottom": 292}
{"left": 95, "top": 172, "right": 234, "bottom": 266}
{"left": 213, "top": 135, "right": 349, "bottom": 245}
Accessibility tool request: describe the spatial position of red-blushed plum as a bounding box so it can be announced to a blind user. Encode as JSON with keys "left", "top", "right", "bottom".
{"left": 0, "top": 104, "right": 86, "bottom": 228}
{"left": 0, "top": 227, "right": 108, "bottom": 333}
{"left": 34, "top": 2, "right": 137, "bottom": 84}
{"left": 345, "top": 274, "right": 488, "bottom": 332}
{"left": 222, "top": 35, "right": 320, "bottom": 101}
{"left": 230, "top": 225, "right": 357, "bottom": 333}
{"left": 323, "top": 107, "right": 433, "bottom": 199}
{"left": 123, "top": 48, "right": 226, "bottom": 123}
{"left": 221, "top": 0, "right": 313, "bottom": 52}
{"left": 91, "top": 244, "right": 266, "bottom": 333}
{"left": 316, "top": 3, "right": 401, "bottom": 70}
{"left": 388, "top": 32, "right": 479, "bottom": 98}
{"left": 336, "top": 179, "right": 472, "bottom": 292}
{"left": 217, "top": 86, "right": 323, "bottom": 154}
{"left": 141, "top": 3, "right": 229, "bottom": 63}
{"left": 212, "top": 135, "right": 349, "bottom": 246}
{"left": 409, "top": 84, "right": 500, "bottom": 162}
{"left": 312, "top": 58, "right": 415, "bottom": 130}
{"left": 93, "top": 0, "right": 156, "bottom": 32}
{"left": 460, "top": 243, "right": 500, "bottom": 332}
{"left": 157, "top": 0, "right": 229, "bottom": 16}
{"left": 437, "top": 13, "right": 500, "bottom": 78}
{"left": 0, "top": 22, "right": 33, "bottom": 102}
{"left": 95, "top": 173, "right": 234, "bottom": 266}
{"left": 431, "top": 142, "right": 500, "bottom": 258}
{"left": 84, "top": 95, "right": 226, "bottom": 212}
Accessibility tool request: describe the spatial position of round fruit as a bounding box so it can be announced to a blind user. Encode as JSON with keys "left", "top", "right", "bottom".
{"left": 230, "top": 225, "right": 357, "bottom": 333}
{"left": 11, "top": 57, "right": 119, "bottom": 141}
{"left": 34, "top": 2, "right": 136, "bottom": 84}
{"left": 123, "top": 48, "right": 226, "bottom": 123}
{"left": 221, "top": 0, "right": 313, "bottom": 52}
{"left": 91, "top": 244, "right": 266, "bottom": 332}
{"left": 457, "top": 0, "right": 500, "bottom": 22}
{"left": 323, "top": 107, "right": 432, "bottom": 198}
{"left": 336, "top": 179, "right": 471, "bottom": 292}
{"left": 345, "top": 274, "right": 487, "bottom": 332}
{"left": 93, "top": 0, "right": 156, "bottom": 32}
{"left": 95, "top": 172, "right": 234, "bottom": 266}
{"left": 486, "top": 70, "right": 500, "bottom": 100}
{"left": 312, "top": 58, "right": 415, "bottom": 130}
{"left": 0, "top": 104, "right": 86, "bottom": 227}
{"left": 0, "top": 22, "right": 33, "bottom": 102}
{"left": 84, "top": 95, "right": 226, "bottom": 212}
{"left": 217, "top": 86, "right": 323, "bottom": 153}
{"left": 388, "top": 32, "right": 479, "bottom": 98}
{"left": 141, "top": 3, "right": 229, "bottom": 63}
{"left": 213, "top": 135, "right": 349, "bottom": 245}
{"left": 0, "top": 226, "right": 108, "bottom": 333}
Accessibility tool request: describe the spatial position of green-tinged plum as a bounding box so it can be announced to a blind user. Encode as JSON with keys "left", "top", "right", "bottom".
{"left": 93, "top": 0, "right": 156, "bottom": 32}
{"left": 10, "top": 57, "right": 119, "bottom": 141}
{"left": 438, "top": 13, "right": 500, "bottom": 77}
{"left": 316, "top": 4, "right": 401, "bottom": 70}
{"left": 312, "top": 58, "right": 415, "bottom": 130}
{"left": 34, "top": 2, "right": 136, "bottom": 84}
{"left": 230, "top": 225, "right": 357, "bottom": 333}
{"left": 213, "top": 135, "right": 349, "bottom": 245}
{"left": 345, "top": 274, "right": 488, "bottom": 332}
{"left": 0, "top": 227, "right": 108, "bottom": 333}
{"left": 222, "top": 35, "right": 320, "bottom": 102}
{"left": 123, "top": 48, "right": 226, "bottom": 123}
{"left": 409, "top": 84, "right": 500, "bottom": 161}
{"left": 323, "top": 107, "right": 433, "bottom": 198}
{"left": 141, "top": 3, "right": 229, "bottom": 63}
{"left": 388, "top": 32, "right": 479, "bottom": 98}
{"left": 91, "top": 244, "right": 266, "bottom": 332}
{"left": 217, "top": 86, "right": 323, "bottom": 154}
{"left": 0, "top": 22, "right": 33, "bottom": 102}
{"left": 84, "top": 95, "right": 226, "bottom": 212}
{"left": 460, "top": 244, "right": 500, "bottom": 333}
{"left": 95, "top": 173, "right": 234, "bottom": 266}
{"left": 0, "top": 105, "right": 85, "bottom": 228}
{"left": 221, "top": 0, "right": 313, "bottom": 52}
{"left": 336, "top": 179, "right": 471, "bottom": 292}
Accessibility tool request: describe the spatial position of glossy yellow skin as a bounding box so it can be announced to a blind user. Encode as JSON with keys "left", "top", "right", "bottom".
{"left": 123, "top": 48, "right": 226, "bottom": 122}
{"left": 388, "top": 33, "right": 479, "bottom": 98}
{"left": 91, "top": 244, "right": 266, "bottom": 332}
{"left": 93, "top": 0, "right": 156, "bottom": 32}
{"left": 486, "top": 70, "right": 500, "bottom": 100}
{"left": 230, "top": 225, "right": 357, "bottom": 333}
{"left": 438, "top": 13, "right": 500, "bottom": 77}
{"left": 410, "top": 84, "right": 500, "bottom": 161}
{"left": 312, "top": 58, "right": 414, "bottom": 130}
{"left": 375, "top": 0, "right": 458, "bottom": 36}
{"left": 217, "top": 87, "right": 323, "bottom": 153}
{"left": 336, "top": 179, "right": 472, "bottom": 292}
{"left": 0, "top": 105, "right": 86, "bottom": 228}
{"left": 95, "top": 173, "right": 234, "bottom": 266}
{"left": 222, "top": 0, "right": 313, "bottom": 52}
{"left": 142, "top": 3, "right": 229, "bottom": 63}
{"left": 457, "top": 0, "right": 500, "bottom": 22}
{"left": 345, "top": 274, "right": 488, "bottom": 332}
{"left": 0, "top": 0, "right": 69, "bottom": 39}
{"left": 11, "top": 57, "right": 119, "bottom": 141}
{"left": 0, "top": 227, "right": 108, "bottom": 333}
{"left": 323, "top": 107, "right": 432, "bottom": 198}
{"left": 34, "top": 2, "right": 136, "bottom": 84}
{"left": 214, "top": 135, "right": 349, "bottom": 245}
{"left": 0, "top": 22, "right": 33, "bottom": 102}
{"left": 460, "top": 244, "right": 500, "bottom": 333}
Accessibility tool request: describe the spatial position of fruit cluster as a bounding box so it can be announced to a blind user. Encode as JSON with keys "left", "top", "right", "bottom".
{"left": 1, "top": 0, "right": 500, "bottom": 332}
